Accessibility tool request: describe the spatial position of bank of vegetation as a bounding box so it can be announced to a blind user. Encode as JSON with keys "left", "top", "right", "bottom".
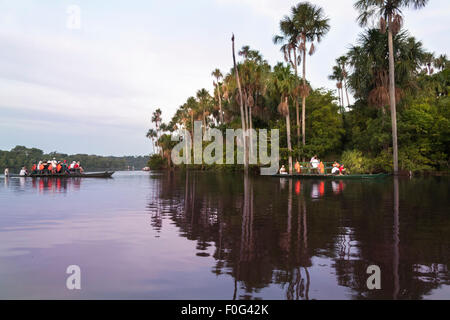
{"left": 144, "top": 1, "right": 447, "bottom": 174}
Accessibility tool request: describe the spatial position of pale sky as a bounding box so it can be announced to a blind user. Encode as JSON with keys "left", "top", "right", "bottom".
{"left": 0, "top": 0, "right": 448, "bottom": 156}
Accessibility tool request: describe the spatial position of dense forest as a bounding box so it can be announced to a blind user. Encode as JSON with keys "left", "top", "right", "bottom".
{"left": 147, "top": 1, "right": 449, "bottom": 174}
{"left": 0, "top": 146, "right": 148, "bottom": 173}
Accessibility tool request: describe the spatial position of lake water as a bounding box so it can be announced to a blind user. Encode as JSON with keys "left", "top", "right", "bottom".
{"left": 0, "top": 171, "right": 448, "bottom": 299}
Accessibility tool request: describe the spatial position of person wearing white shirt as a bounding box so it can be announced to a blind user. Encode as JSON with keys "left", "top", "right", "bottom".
{"left": 310, "top": 155, "right": 320, "bottom": 173}
{"left": 19, "top": 167, "right": 28, "bottom": 176}
{"left": 4, "top": 168, "right": 9, "bottom": 177}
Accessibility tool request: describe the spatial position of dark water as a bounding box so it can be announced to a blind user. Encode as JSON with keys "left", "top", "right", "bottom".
{"left": 0, "top": 171, "right": 448, "bottom": 299}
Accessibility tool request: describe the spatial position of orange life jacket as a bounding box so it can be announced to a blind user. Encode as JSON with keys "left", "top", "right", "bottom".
{"left": 32, "top": 164, "right": 36, "bottom": 171}
{"left": 48, "top": 165, "right": 53, "bottom": 171}
{"left": 39, "top": 165, "right": 44, "bottom": 171}
{"left": 57, "top": 164, "right": 62, "bottom": 172}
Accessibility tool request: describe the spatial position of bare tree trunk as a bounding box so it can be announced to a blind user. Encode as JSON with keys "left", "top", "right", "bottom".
{"left": 285, "top": 96, "right": 293, "bottom": 174}
{"left": 294, "top": 51, "right": 300, "bottom": 148}
{"left": 217, "top": 84, "right": 224, "bottom": 124}
{"left": 344, "top": 79, "right": 350, "bottom": 108}
{"left": 301, "top": 48, "right": 306, "bottom": 146}
{"left": 388, "top": 16, "right": 399, "bottom": 174}
{"left": 232, "top": 34, "right": 248, "bottom": 174}
{"left": 337, "top": 86, "right": 342, "bottom": 110}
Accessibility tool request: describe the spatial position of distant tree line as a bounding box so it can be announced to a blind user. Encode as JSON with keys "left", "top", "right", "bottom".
{"left": 0, "top": 146, "right": 149, "bottom": 173}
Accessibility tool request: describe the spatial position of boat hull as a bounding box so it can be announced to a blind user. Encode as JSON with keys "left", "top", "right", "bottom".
{"left": 271, "top": 173, "right": 389, "bottom": 179}
{"left": 10, "top": 171, "right": 115, "bottom": 178}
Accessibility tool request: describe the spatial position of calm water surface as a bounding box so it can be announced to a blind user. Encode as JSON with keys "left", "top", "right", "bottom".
{"left": 0, "top": 171, "right": 448, "bottom": 299}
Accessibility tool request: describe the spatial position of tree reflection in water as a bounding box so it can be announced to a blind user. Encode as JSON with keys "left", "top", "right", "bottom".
{"left": 146, "top": 172, "right": 449, "bottom": 300}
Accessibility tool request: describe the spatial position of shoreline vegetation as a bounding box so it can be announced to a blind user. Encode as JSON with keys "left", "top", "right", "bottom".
{"left": 147, "top": 1, "right": 449, "bottom": 175}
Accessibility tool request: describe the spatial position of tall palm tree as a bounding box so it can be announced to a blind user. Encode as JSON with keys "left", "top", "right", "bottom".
{"left": 232, "top": 34, "right": 249, "bottom": 174}
{"left": 272, "top": 63, "right": 295, "bottom": 174}
{"left": 211, "top": 69, "right": 224, "bottom": 124}
{"left": 354, "top": 0, "right": 429, "bottom": 174}
{"left": 196, "top": 88, "right": 211, "bottom": 134}
{"left": 328, "top": 64, "right": 345, "bottom": 113}
{"left": 151, "top": 108, "right": 163, "bottom": 156}
{"left": 273, "top": 32, "right": 301, "bottom": 147}
{"left": 287, "top": 2, "right": 330, "bottom": 147}
{"left": 337, "top": 55, "right": 351, "bottom": 107}
{"left": 146, "top": 128, "right": 158, "bottom": 154}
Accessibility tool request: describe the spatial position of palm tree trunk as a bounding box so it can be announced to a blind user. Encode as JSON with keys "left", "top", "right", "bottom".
{"left": 285, "top": 96, "right": 293, "bottom": 174}
{"left": 344, "top": 78, "right": 350, "bottom": 107}
{"left": 202, "top": 109, "right": 206, "bottom": 134}
{"left": 232, "top": 34, "right": 248, "bottom": 174}
{"left": 302, "top": 48, "right": 306, "bottom": 146}
{"left": 217, "top": 85, "right": 223, "bottom": 124}
{"left": 294, "top": 52, "right": 300, "bottom": 148}
{"left": 388, "top": 16, "right": 399, "bottom": 174}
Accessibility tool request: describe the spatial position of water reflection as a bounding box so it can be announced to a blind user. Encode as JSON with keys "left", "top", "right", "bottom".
{"left": 146, "top": 173, "right": 449, "bottom": 300}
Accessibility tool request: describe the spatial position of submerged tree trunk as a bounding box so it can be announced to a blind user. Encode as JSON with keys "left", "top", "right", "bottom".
{"left": 232, "top": 34, "right": 248, "bottom": 174}
{"left": 388, "top": 16, "right": 399, "bottom": 174}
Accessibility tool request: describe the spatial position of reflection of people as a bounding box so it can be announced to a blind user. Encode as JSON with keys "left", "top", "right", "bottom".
{"left": 279, "top": 165, "right": 287, "bottom": 175}
{"left": 311, "top": 183, "right": 319, "bottom": 199}
{"left": 4, "top": 167, "right": 9, "bottom": 177}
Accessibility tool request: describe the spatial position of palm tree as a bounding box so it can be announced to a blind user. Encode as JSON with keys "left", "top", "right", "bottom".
{"left": 146, "top": 128, "right": 158, "bottom": 154}
{"left": 196, "top": 88, "right": 211, "bottom": 134}
{"left": 151, "top": 108, "right": 163, "bottom": 156}
{"left": 354, "top": 0, "right": 430, "bottom": 174}
{"left": 212, "top": 69, "right": 224, "bottom": 124}
{"left": 272, "top": 63, "right": 295, "bottom": 174}
{"left": 273, "top": 31, "right": 301, "bottom": 147}
{"left": 337, "top": 55, "right": 351, "bottom": 107}
{"left": 291, "top": 2, "right": 330, "bottom": 145}
{"left": 434, "top": 54, "right": 448, "bottom": 71}
{"left": 329, "top": 64, "right": 345, "bottom": 113}
{"left": 232, "top": 34, "right": 249, "bottom": 174}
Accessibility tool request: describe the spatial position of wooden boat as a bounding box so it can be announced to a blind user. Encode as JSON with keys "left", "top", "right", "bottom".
{"left": 271, "top": 173, "right": 389, "bottom": 179}
{"left": 10, "top": 171, "right": 115, "bottom": 178}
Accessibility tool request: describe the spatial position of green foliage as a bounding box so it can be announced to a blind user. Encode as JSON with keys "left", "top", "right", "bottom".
{"left": 147, "top": 154, "right": 166, "bottom": 170}
{"left": 341, "top": 150, "right": 367, "bottom": 174}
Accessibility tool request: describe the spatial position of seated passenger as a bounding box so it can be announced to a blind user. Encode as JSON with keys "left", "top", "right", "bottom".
{"left": 332, "top": 161, "right": 340, "bottom": 175}
{"left": 339, "top": 164, "right": 347, "bottom": 175}
{"left": 19, "top": 166, "right": 28, "bottom": 176}
{"left": 294, "top": 160, "right": 301, "bottom": 174}
{"left": 76, "top": 161, "right": 84, "bottom": 173}
{"left": 279, "top": 165, "right": 288, "bottom": 175}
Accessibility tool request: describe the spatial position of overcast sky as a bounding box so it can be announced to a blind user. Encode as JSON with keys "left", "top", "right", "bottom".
{"left": 1, "top": 0, "right": 448, "bottom": 156}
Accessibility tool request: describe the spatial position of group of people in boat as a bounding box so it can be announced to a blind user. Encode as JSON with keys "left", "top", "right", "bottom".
{"left": 4, "top": 159, "right": 84, "bottom": 177}
{"left": 279, "top": 155, "right": 347, "bottom": 175}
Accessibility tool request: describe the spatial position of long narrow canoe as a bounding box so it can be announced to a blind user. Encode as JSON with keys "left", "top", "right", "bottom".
{"left": 9, "top": 171, "right": 115, "bottom": 178}
{"left": 271, "top": 173, "right": 389, "bottom": 179}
